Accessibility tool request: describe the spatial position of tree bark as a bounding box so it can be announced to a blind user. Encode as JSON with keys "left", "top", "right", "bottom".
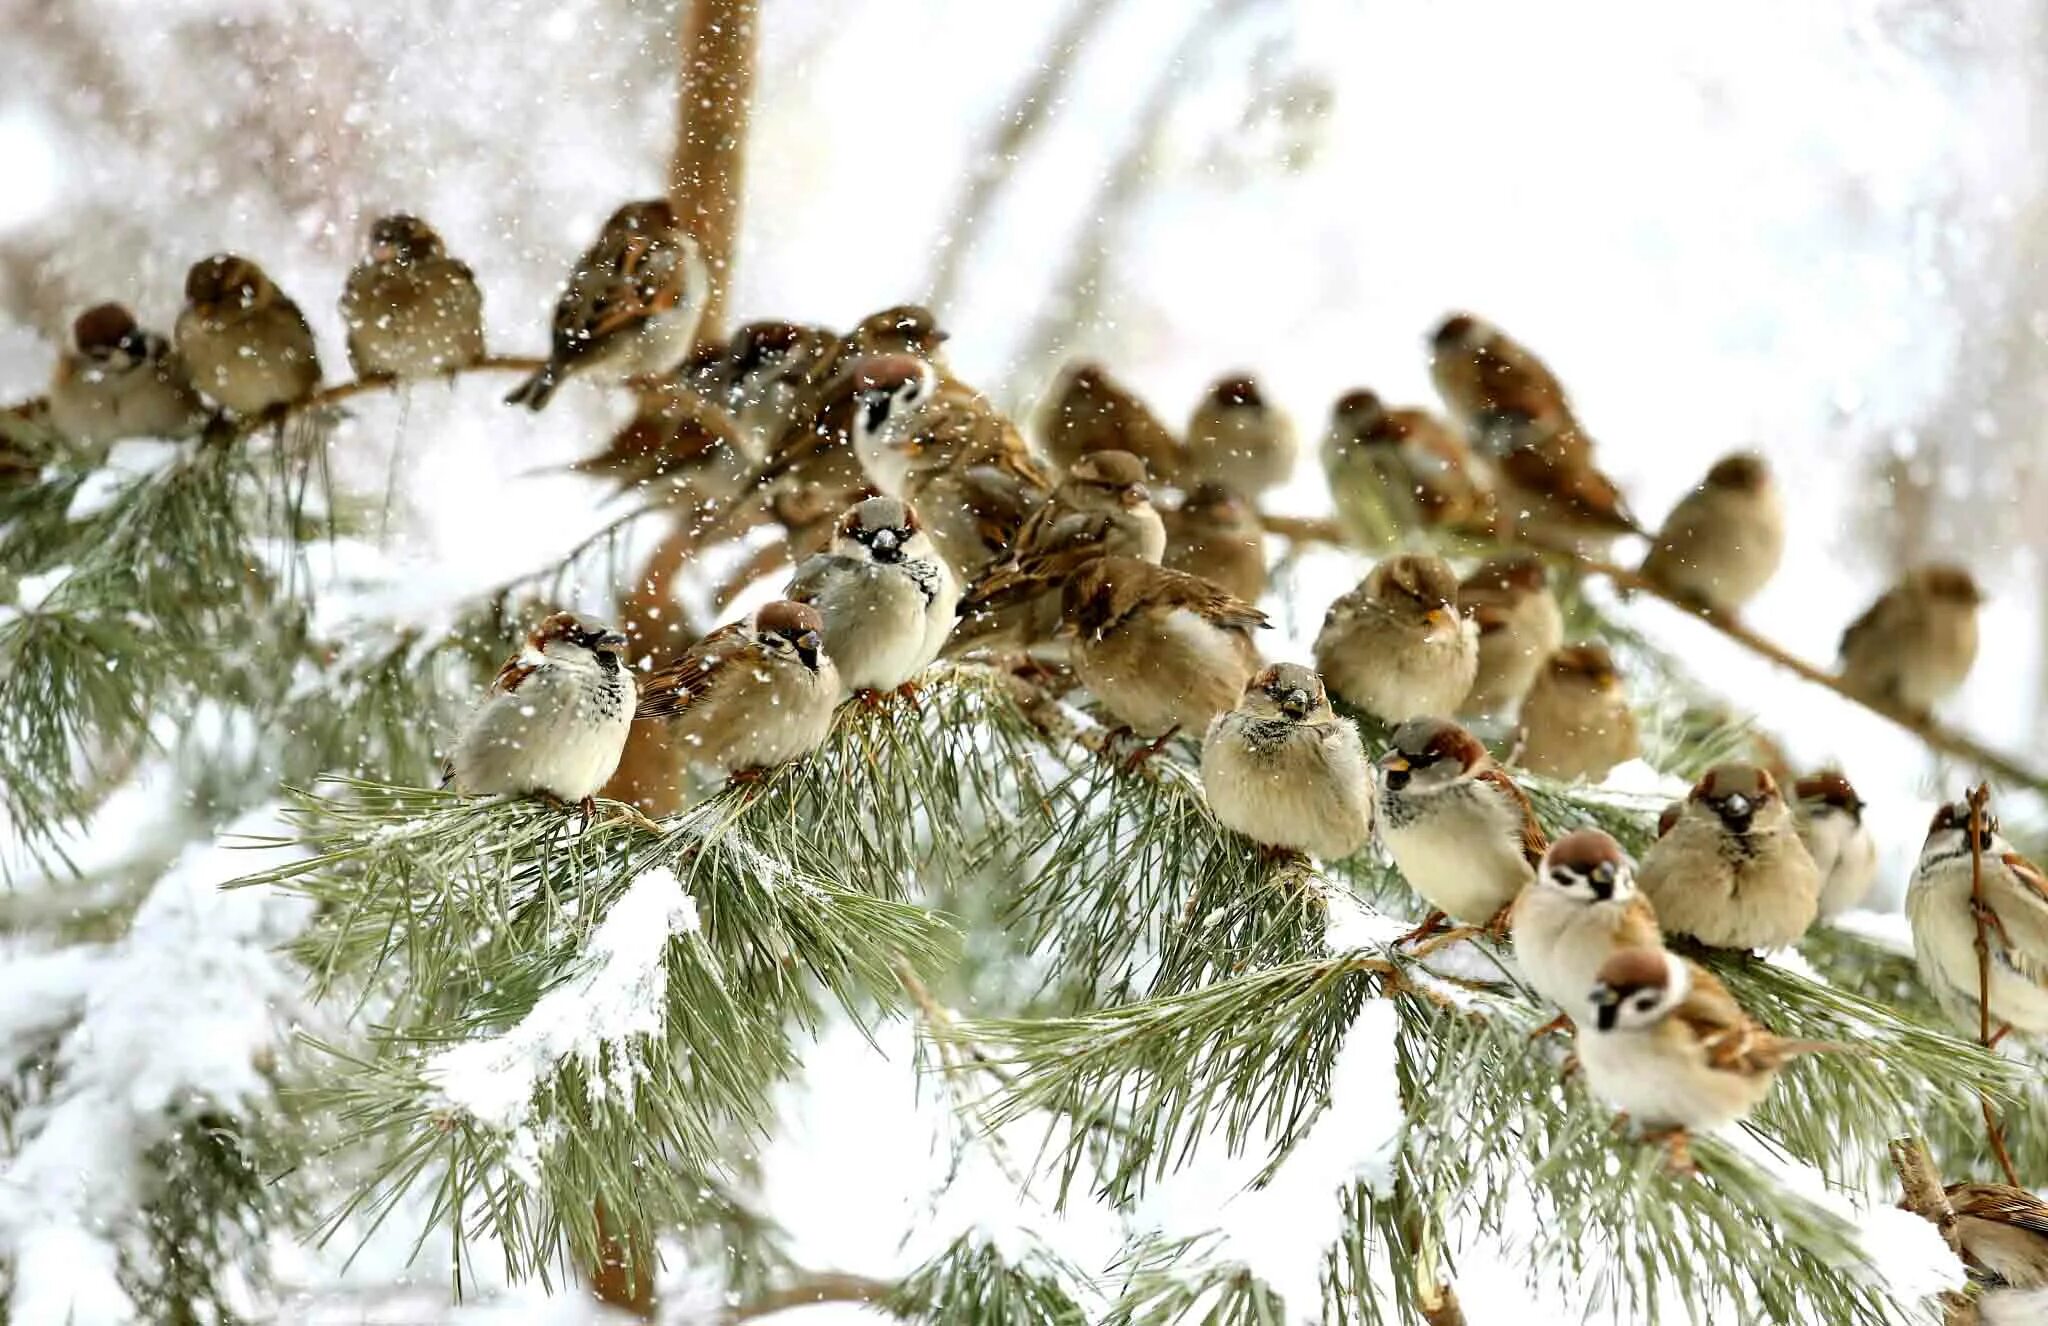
{"left": 1888, "top": 1136, "right": 1979, "bottom": 1326}
{"left": 589, "top": 1198, "right": 657, "bottom": 1319}
{"left": 667, "top": 0, "right": 758, "bottom": 343}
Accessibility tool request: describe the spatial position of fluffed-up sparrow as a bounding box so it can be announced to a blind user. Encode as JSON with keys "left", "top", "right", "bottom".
{"left": 1427, "top": 312, "right": 1579, "bottom": 449}
{"left": 1580, "top": 946, "right": 1836, "bottom": 1154}
{"left": 1942, "top": 1182, "right": 2048, "bottom": 1290}
{"left": 1164, "top": 481, "right": 1268, "bottom": 603}
{"left": 1838, "top": 565, "right": 1983, "bottom": 713}
{"left": 47, "top": 303, "right": 206, "bottom": 447}
{"left": 1513, "top": 643, "right": 1639, "bottom": 782}
{"left": 1060, "top": 555, "right": 1267, "bottom": 739}
{"left": 1321, "top": 388, "right": 1494, "bottom": 547}
{"left": 1313, "top": 554, "right": 1477, "bottom": 724}
{"left": 1185, "top": 373, "right": 1296, "bottom": 497}
{"left": 757, "top": 353, "right": 938, "bottom": 556}
{"left": 446, "top": 612, "right": 633, "bottom": 818}
{"left": 340, "top": 214, "right": 486, "bottom": 381}
{"left": 1906, "top": 799, "right": 2048, "bottom": 1043}
{"left": 631, "top": 600, "right": 841, "bottom": 805}
{"left": 1639, "top": 451, "right": 1783, "bottom": 615}
{"left": 1201, "top": 662, "right": 1374, "bottom": 861}
{"left": 1377, "top": 717, "right": 1548, "bottom": 929}
{"left": 1792, "top": 771, "right": 1878, "bottom": 920}
{"left": 787, "top": 496, "right": 958, "bottom": 695}
{"left": 176, "top": 254, "right": 322, "bottom": 418}
{"left": 1039, "top": 361, "right": 1183, "bottom": 484}
{"left": 1512, "top": 827, "right": 1662, "bottom": 1018}
{"left": 1636, "top": 763, "right": 1820, "bottom": 951}
{"left": 506, "top": 199, "right": 709, "bottom": 410}
{"left": 1457, "top": 554, "right": 1563, "bottom": 719}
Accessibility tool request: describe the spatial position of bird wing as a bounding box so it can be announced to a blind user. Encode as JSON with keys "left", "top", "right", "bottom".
{"left": 633, "top": 622, "right": 748, "bottom": 720}
{"left": 1499, "top": 445, "right": 1637, "bottom": 533}
{"left": 784, "top": 552, "right": 845, "bottom": 605}
{"left": 1473, "top": 766, "right": 1548, "bottom": 868}
{"left": 490, "top": 654, "right": 541, "bottom": 696}
{"left": 1949, "top": 1183, "right": 2048, "bottom": 1240}
{"left": 957, "top": 507, "right": 1110, "bottom": 613}
{"left": 1837, "top": 589, "right": 1897, "bottom": 664}
{"left": 1991, "top": 852, "right": 2048, "bottom": 987}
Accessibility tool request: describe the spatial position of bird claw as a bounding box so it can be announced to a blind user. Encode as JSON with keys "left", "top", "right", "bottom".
{"left": 1529, "top": 1013, "right": 1573, "bottom": 1041}
{"left": 1644, "top": 1126, "right": 1696, "bottom": 1176}
{"left": 1970, "top": 897, "right": 2014, "bottom": 948}
{"left": 728, "top": 766, "right": 769, "bottom": 788}
{"left": 1120, "top": 726, "right": 1181, "bottom": 773}
{"left": 1396, "top": 911, "right": 1452, "bottom": 947}
{"left": 856, "top": 688, "right": 888, "bottom": 712}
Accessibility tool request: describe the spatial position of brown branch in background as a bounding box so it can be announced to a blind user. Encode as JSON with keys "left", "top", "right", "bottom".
{"left": 667, "top": 0, "right": 758, "bottom": 342}
{"left": 923, "top": 0, "right": 1120, "bottom": 316}
{"left": 589, "top": 1198, "right": 657, "bottom": 1319}
{"left": 1965, "top": 784, "right": 2022, "bottom": 1187}
{"left": 224, "top": 355, "right": 544, "bottom": 443}
{"left": 1889, "top": 1136, "right": 1981, "bottom": 1326}
{"left": 722, "top": 1271, "right": 896, "bottom": 1323}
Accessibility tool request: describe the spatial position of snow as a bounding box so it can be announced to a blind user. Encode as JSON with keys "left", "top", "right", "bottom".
{"left": 63, "top": 438, "right": 185, "bottom": 520}
{"left": 425, "top": 864, "right": 700, "bottom": 1144}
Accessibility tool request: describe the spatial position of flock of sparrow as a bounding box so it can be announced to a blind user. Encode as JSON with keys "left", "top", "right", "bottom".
{"left": 22, "top": 197, "right": 2048, "bottom": 1278}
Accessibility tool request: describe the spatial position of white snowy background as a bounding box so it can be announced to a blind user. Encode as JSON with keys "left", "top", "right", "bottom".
{"left": 3, "top": 0, "right": 2044, "bottom": 1320}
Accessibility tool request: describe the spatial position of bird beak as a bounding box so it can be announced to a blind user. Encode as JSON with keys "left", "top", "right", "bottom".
{"left": 1723, "top": 794, "right": 1750, "bottom": 818}
{"left": 1593, "top": 998, "right": 1619, "bottom": 1033}
{"left": 598, "top": 630, "right": 629, "bottom": 651}
{"left": 796, "top": 630, "right": 824, "bottom": 672}
{"left": 1122, "top": 484, "right": 1150, "bottom": 509}
{"left": 1378, "top": 752, "right": 1410, "bottom": 774}
{"left": 1280, "top": 688, "right": 1311, "bottom": 720}
{"left": 871, "top": 528, "right": 901, "bottom": 562}
{"left": 1424, "top": 607, "right": 1457, "bottom": 637}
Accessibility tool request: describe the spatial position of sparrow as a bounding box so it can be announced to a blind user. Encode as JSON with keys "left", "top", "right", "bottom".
{"left": 1838, "top": 565, "right": 1984, "bottom": 713}
{"left": 1321, "top": 388, "right": 1494, "bottom": 547}
{"left": 1636, "top": 763, "right": 1821, "bottom": 951}
{"left": 1427, "top": 312, "right": 1579, "bottom": 449}
{"left": 1200, "top": 662, "right": 1374, "bottom": 862}
{"left": 1185, "top": 373, "right": 1296, "bottom": 497}
{"left": 721, "top": 319, "right": 840, "bottom": 451}
{"left": 1942, "top": 1182, "right": 2048, "bottom": 1290}
{"left": 1512, "top": 827, "right": 1662, "bottom": 1018}
{"left": 1512, "top": 644, "right": 1640, "bottom": 782}
{"left": 830, "top": 303, "right": 951, "bottom": 376}
{"left": 1639, "top": 451, "right": 1783, "bottom": 615}
{"left": 632, "top": 600, "right": 841, "bottom": 803}
{"left": 1792, "top": 772, "right": 1878, "bottom": 920}
{"left": 445, "top": 612, "right": 633, "bottom": 818}
{"left": 1457, "top": 554, "right": 1563, "bottom": 719}
{"left": 1313, "top": 554, "right": 1477, "bottom": 724}
{"left": 1491, "top": 429, "right": 1642, "bottom": 547}
{"left": 1905, "top": 799, "right": 2048, "bottom": 1043}
{"left": 571, "top": 379, "right": 755, "bottom": 515}
{"left": 1039, "top": 361, "right": 1183, "bottom": 484}
{"left": 175, "top": 254, "right": 322, "bottom": 419}
{"left": 506, "top": 199, "right": 709, "bottom": 410}
{"left": 786, "top": 496, "right": 959, "bottom": 695}
{"left": 1580, "top": 946, "right": 1836, "bottom": 1149}
{"left": 46, "top": 303, "right": 206, "bottom": 448}
{"left": 1164, "top": 481, "right": 1268, "bottom": 603}
{"left": 755, "top": 353, "right": 940, "bottom": 556}
{"left": 1377, "top": 717, "right": 1548, "bottom": 930}
{"left": 1060, "top": 556, "right": 1267, "bottom": 739}
{"left": 339, "top": 214, "right": 486, "bottom": 381}
{"left": 952, "top": 449, "right": 1164, "bottom": 651}
{"left": 895, "top": 390, "right": 1059, "bottom": 583}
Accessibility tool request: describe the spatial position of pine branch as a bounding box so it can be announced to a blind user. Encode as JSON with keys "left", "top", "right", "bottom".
{"left": 884, "top": 1235, "right": 1089, "bottom": 1326}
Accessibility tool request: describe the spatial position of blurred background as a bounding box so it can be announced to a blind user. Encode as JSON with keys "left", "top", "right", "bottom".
{"left": 3, "top": 0, "right": 2046, "bottom": 1317}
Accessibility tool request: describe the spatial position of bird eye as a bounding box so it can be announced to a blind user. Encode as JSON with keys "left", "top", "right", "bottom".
{"left": 1633, "top": 994, "right": 1657, "bottom": 1012}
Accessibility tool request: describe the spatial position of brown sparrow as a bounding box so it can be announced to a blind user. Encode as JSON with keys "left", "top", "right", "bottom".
{"left": 1457, "top": 554, "right": 1563, "bottom": 719}
{"left": 1164, "top": 482, "right": 1268, "bottom": 603}
{"left": 1039, "top": 361, "right": 1183, "bottom": 484}
{"left": 953, "top": 449, "right": 1165, "bottom": 649}
{"left": 1492, "top": 432, "right": 1641, "bottom": 546}
{"left": 1313, "top": 554, "right": 1477, "bottom": 724}
{"left": 632, "top": 600, "right": 840, "bottom": 804}
{"left": 446, "top": 613, "right": 633, "bottom": 818}
{"left": 175, "top": 255, "right": 322, "bottom": 418}
{"left": 1906, "top": 800, "right": 2048, "bottom": 1042}
{"left": 1639, "top": 452, "right": 1783, "bottom": 615}
{"left": 786, "top": 496, "right": 959, "bottom": 695}
{"left": 1838, "top": 565, "right": 1983, "bottom": 713}
{"left": 756, "top": 354, "right": 940, "bottom": 556}
{"left": 1185, "top": 374, "right": 1296, "bottom": 497}
{"left": 1427, "top": 313, "right": 1579, "bottom": 447}
{"left": 1942, "top": 1182, "right": 2048, "bottom": 1290}
{"left": 1060, "top": 555, "right": 1267, "bottom": 739}
{"left": 1201, "top": 662, "right": 1374, "bottom": 861}
{"left": 1637, "top": 763, "right": 1820, "bottom": 951}
{"left": 720, "top": 319, "right": 840, "bottom": 452}
{"left": 506, "top": 199, "right": 708, "bottom": 410}
{"left": 1581, "top": 946, "right": 1835, "bottom": 1144}
{"left": 1321, "top": 388, "right": 1494, "bottom": 547}
{"left": 1512, "top": 827, "right": 1662, "bottom": 1018}
{"left": 897, "top": 404, "right": 1059, "bottom": 583}
{"left": 1512, "top": 644, "right": 1639, "bottom": 782}
{"left": 340, "top": 214, "right": 485, "bottom": 381}
{"left": 47, "top": 303, "right": 206, "bottom": 447}
{"left": 1792, "top": 772, "right": 1878, "bottom": 919}
{"left": 572, "top": 379, "right": 755, "bottom": 515}
{"left": 1377, "top": 717, "right": 1548, "bottom": 928}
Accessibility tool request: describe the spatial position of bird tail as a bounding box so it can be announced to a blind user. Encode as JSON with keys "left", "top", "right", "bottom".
{"left": 505, "top": 362, "right": 562, "bottom": 411}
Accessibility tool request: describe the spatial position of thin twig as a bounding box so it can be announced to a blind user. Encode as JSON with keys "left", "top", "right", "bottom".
{"left": 721, "top": 1270, "right": 898, "bottom": 1323}
{"left": 1965, "top": 784, "right": 2021, "bottom": 1186}
{"left": 224, "top": 355, "right": 545, "bottom": 444}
